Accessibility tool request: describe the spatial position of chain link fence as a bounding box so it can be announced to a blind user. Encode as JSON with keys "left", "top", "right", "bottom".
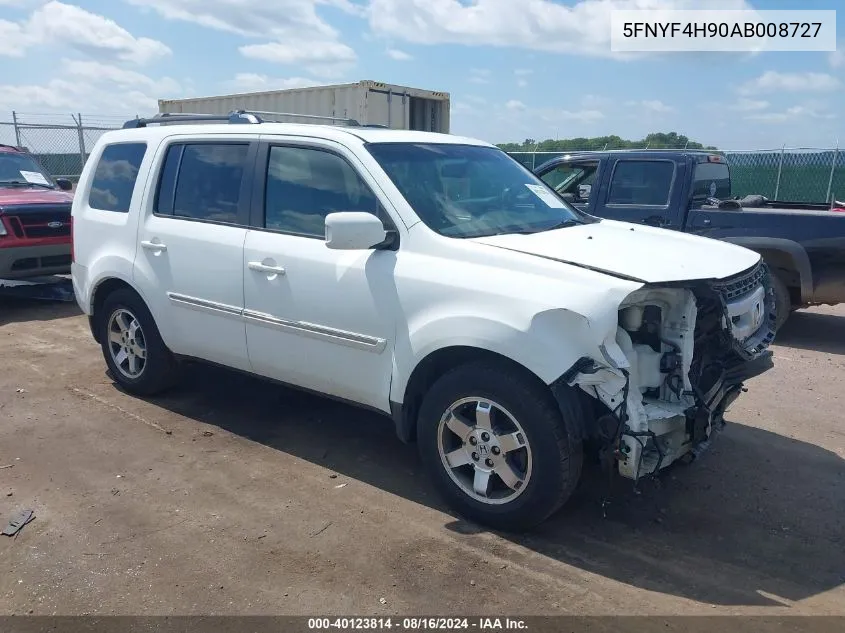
{"left": 0, "top": 112, "right": 125, "bottom": 182}
{"left": 508, "top": 148, "right": 845, "bottom": 203}
{"left": 2, "top": 112, "right": 844, "bottom": 203}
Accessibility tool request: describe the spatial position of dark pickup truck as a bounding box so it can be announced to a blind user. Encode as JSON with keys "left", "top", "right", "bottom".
{"left": 533, "top": 150, "right": 845, "bottom": 329}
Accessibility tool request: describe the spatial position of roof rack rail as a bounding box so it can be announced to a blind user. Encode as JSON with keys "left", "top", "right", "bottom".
{"left": 122, "top": 109, "right": 361, "bottom": 129}
{"left": 236, "top": 110, "right": 361, "bottom": 126}
{"left": 122, "top": 111, "right": 261, "bottom": 128}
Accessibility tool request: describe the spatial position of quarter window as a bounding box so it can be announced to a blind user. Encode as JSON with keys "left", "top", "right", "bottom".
{"left": 264, "top": 146, "right": 380, "bottom": 237}
{"left": 607, "top": 160, "right": 674, "bottom": 206}
{"left": 155, "top": 143, "right": 250, "bottom": 224}
{"left": 88, "top": 143, "right": 147, "bottom": 212}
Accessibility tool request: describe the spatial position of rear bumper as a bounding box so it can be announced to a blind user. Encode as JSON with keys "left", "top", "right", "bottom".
{"left": 0, "top": 243, "right": 71, "bottom": 279}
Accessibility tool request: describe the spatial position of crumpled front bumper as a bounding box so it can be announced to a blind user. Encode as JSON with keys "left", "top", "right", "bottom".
{"left": 559, "top": 258, "right": 777, "bottom": 481}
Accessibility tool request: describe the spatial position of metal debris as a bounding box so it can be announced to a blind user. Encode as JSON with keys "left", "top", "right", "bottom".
{"left": 2, "top": 509, "right": 35, "bottom": 537}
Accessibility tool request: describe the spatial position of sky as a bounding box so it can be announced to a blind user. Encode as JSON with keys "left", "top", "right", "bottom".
{"left": 0, "top": 0, "right": 843, "bottom": 150}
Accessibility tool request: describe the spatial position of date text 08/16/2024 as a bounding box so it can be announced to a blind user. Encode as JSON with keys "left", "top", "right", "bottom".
{"left": 307, "top": 618, "right": 528, "bottom": 631}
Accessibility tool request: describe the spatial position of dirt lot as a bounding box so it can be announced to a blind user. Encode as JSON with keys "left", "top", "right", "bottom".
{"left": 0, "top": 297, "right": 843, "bottom": 616}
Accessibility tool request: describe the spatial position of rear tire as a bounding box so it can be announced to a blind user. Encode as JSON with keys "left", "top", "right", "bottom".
{"left": 99, "top": 288, "right": 180, "bottom": 396}
{"left": 417, "top": 361, "right": 584, "bottom": 532}
{"left": 770, "top": 274, "right": 792, "bottom": 331}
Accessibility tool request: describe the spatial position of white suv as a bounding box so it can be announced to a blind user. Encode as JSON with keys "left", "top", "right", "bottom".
{"left": 71, "top": 112, "right": 776, "bottom": 531}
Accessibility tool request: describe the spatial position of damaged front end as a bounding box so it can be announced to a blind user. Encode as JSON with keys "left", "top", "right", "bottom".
{"left": 563, "top": 260, "right": 777, "bottom": 482}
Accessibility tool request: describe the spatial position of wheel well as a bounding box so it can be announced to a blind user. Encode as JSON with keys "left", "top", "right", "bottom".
{"left": 756, "top": 249, "right": 801, "bottom": 303}
{"left": 396, "top": 346, "right": 556, "bottom": 443}
{"left": 89, "top": 278, "right": 137, "bottom": 344}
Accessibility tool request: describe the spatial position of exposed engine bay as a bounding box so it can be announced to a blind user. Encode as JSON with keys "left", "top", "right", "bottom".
{"left": 565, "top": 260, "right": 777, "bottom": 482}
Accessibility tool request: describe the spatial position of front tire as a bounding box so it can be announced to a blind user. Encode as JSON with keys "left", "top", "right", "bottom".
{"left": 99, "top": 288, "right": 180, "bottom": 396}
{"left": 770, "top": 274, "right": 792, "bottom": 331}
{"left": 417, "top": 361, "right": 584, "bottom": 532}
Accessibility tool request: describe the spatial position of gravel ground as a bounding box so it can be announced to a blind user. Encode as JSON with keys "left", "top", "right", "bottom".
{"left": 0, "top": 297, "right": 843, "bottom": 616}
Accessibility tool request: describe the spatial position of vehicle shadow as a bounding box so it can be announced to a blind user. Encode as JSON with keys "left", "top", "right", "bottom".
{"left": 0, "top": 296, "right": 81, "bottom": 326}
{"left": 142, "top": 361, "right": 844, "bottom": 608}
{"left": 776, "top": 310, "right": 845, "bottom": 355}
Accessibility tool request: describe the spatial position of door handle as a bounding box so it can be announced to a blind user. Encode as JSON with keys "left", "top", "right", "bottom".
{"left": 248, "top": 261, "right": 286, "bottom": 275}
{"left": 141, "top": 240, "right": 167, "bottom": 251}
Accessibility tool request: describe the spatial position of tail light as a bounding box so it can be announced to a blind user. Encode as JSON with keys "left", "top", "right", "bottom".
{"left": 70, "top": 215, "right": 75, "bottom": 263}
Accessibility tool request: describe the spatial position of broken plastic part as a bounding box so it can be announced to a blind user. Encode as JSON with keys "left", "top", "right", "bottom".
{"left": 2, "top": 508, "right": 35, "bottom": 537}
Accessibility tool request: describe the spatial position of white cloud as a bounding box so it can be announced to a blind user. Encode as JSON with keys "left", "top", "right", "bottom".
{"left": 746, "top": 104, "right": 836, "bottom": 124}
{"left": 64, "top": 59, "right": 181, "bottom": 94}
{"left": 514, "top": 69, "right": 532, "bottom": 87}
{"left": 581, "top": 94, "right": 612, "bottom": 109}
{"left": 625, "top": 99, "right": 674, "bottom": 113}
{"left": 223, "top": 73, "right": 322, "bottom": 93}
{"left": 0, "top": 60, "right": 182, "bottom": 116}
{"left": 830, "top": 48, "right": 845, "bottom": 69}
{"left": 386, "top": 48, "right": 412, "bottom": 61}
{"left": 738, "top": 71, "right": 841, "bottom": 95}
{"left": 548, "top": 108, "right": 605, "bottom": 123}
{"left": 730, "top": 98, "right": 769, "bottom": 112}
{"left": 366, "top": 0, "right": 752, "bottom": 58}
{"left": 641, "top": 99, "right": 673, "bottom": 113}
{"left": 0, "top": 0, "right": 47, "bottom": 6}
{"left": 239, "top": 40, "right": 356, "bottom": 66}
{"left": 505, "top": 100, "right": 526, "bottom": 111}
{"left": 127, "top": 0, "right": 356, "bottom": 73}
{"left": 0, "top": 1, "right": 170, "bottom": 64}
{"left": 469, "top": 68, "right": 492, "bottom": 84}
{"left": 0, "top": 20, "right": 29, "bottom": 56}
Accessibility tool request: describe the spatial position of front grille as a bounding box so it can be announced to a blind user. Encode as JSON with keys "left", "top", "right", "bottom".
{"left": 16, "top": 212, "right": 71, "bottom": 238}
{"left": 0, "top": 204, "right": 72, "bottom": 239}
{"left": 715, "top": 261, "right": 765, "bottom": 302}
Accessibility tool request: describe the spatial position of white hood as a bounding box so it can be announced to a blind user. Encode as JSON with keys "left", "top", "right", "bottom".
{"left": 470, "top": 218, "right": 761, "bottom": 284}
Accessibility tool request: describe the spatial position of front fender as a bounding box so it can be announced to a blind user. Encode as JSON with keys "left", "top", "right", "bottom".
{"left": 389, "top": 305, "right": 623, "bottom": 404}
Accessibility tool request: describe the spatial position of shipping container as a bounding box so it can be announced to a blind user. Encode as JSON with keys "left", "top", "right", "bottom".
{"left": 158, "top": 80, "right": 451, "bottom": 133}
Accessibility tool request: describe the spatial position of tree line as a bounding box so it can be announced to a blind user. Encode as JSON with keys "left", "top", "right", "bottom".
{"left": 497, "top": 132, "right": 718, "bottom": 152}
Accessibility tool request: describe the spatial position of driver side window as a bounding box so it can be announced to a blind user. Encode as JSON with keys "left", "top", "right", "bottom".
{"left": 539, "top": 161, "right": 599, "bottom": 206}
{"left": 263, "top": 145, "right": 383, "bottom": 238}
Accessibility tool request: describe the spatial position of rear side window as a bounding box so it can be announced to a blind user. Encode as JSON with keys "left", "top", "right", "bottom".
{"left": 154, "top": 143, "right": 250, "bottom": 224}
{"left": 607, "top": 160, "right": 675, "bottom": 206}
{"left": 88, "top": 143, "right": 147, "bottom": 212}
{"left": 692, "top": 161, "right": 731, "bottom": 200}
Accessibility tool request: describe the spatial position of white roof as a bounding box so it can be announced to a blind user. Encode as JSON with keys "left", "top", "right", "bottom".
{"left": 97, "top": 121, "right": 493, "bottom": 148}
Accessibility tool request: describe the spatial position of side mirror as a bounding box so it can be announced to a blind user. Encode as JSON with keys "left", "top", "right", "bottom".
{"left": 55, "top": 178, "right": 73, "bottom": 191}
{"left": 325, "top": 212, "right": 388, "bottom": 250}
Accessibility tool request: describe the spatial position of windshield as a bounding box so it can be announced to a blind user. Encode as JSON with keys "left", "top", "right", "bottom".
{"left": 366, "top": 142, "right": 588, "bottom": 238}
{"left": 0, "top": 151, "right": 55, "bottom": 187}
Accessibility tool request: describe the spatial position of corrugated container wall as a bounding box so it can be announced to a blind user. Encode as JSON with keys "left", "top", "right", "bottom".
{"left": 158, "top": 80, "right": 451, "bottom": 133}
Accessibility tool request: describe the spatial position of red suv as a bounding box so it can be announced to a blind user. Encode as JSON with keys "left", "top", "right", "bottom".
{"left": 0, "top": 144, "right": 74, "bottom": 279}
